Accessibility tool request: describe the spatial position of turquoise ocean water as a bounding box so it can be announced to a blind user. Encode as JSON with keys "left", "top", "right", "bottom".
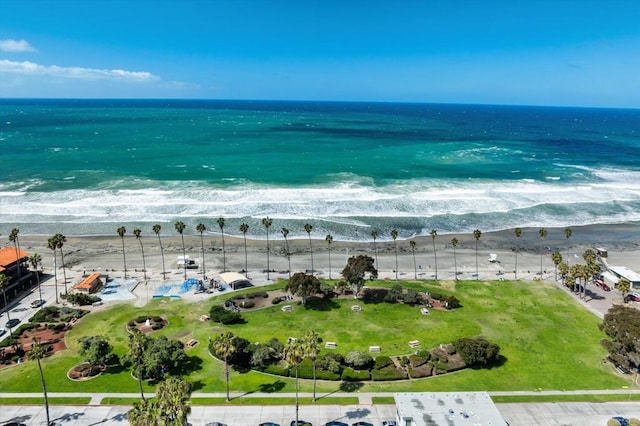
{"left": 1, "top": 99, "right": 639, "bottom": 241}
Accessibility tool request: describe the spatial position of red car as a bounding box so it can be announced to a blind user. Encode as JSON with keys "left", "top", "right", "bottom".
{"left": 625, "top": 292, "right": 640, "bottom": 302}
{"left": 594, "top": 280, "right": 610, "bottom": 291}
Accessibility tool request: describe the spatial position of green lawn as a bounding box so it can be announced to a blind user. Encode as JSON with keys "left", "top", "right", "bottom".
{"left": 0, "top": 279, "right": 629, "bottom": 395}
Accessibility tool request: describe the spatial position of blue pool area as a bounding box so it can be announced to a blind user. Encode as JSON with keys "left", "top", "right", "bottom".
{"left": 154, "top": 278, "right": 201, "bottom": 297}
{"left": 99, "top": 278, "right": 138, "bottom": 301}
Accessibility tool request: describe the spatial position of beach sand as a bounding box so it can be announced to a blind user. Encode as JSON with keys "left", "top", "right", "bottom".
{"left": 11, "top": 222, "right": 640, "bottom": 307}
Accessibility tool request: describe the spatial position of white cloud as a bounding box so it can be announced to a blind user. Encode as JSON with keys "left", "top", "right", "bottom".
{"left": 0, "top": 60, "right": 160, "bottom": 82}
{"left": 0, "top": 39, "right": 37, "bottom": 52}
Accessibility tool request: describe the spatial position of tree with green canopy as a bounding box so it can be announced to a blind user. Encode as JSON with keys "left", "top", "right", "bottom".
{"left": 285, "top": 272, "right": 321, "bottom": 305}
{"left": 128, "top": 330, "right": 149, "bottom": 401}
{"left": 78, "top": 335, "right": 114, "bottom": 375}
{"left": 370, "top": 230, "right": 379, "bottom": 268}
{"left": 409, "top": 240, "right": 417, "bottom": 279}
{"left": 283, "top": 337, "right": 305, "bottom": 425}
{"left": 8, "top": 228, "right": 21, "bottom": 294}
{"left": 29, "top": 253, "right": 44, "bottom": 305}
{"left": 599, "top": 304, "right": 640, "bottom": 372}
{"left": 47, "top": 236, "right": 59, "bottom": 302}
{"left": 302, "top": 330, "right": 321, "bottom": 401}
{"left": 341, "top": 254, "right": 377, "bottom": 295}
{"left": 52, "top": 233, "right": 68, "bottom": 294}
{"left": 539, "top": 227, "right": 548, "bottom": 277}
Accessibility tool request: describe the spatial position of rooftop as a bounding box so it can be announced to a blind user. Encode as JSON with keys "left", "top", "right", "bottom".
{"left": 0, "top": 247, "right": 30, "bottom": 268}
{"left": 74, "top": 272, "right": 102, "bottom": 290}
{"left": 609, "top": 265, "right": 640, "bottom": 282}
{"left": 394, "top": 392, "right": 507, "bottom": 426}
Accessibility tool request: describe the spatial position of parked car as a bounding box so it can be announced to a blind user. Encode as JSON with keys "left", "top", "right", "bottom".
{"left": 594, "top": 280, "right": 610, "bottom": 291}
{"left": 0, "top": 329, "right": 7, "bottom": 338}
{"left": 290, "top": 422, "right": 312, "bottom": 426}
{"left": 324, "top": 422, "right": 348, "bottom": 426}
{"left": 5, "top": 318, "right": 20, "bottom": 329}
{"left": 611, "top": 417, "right": 629, "bottom": 426}
{"left": 259, "top": 423, "right": 281, "bottom": 426}
{"left": 616, "top": 365, "right": 632, "bottom": 375}
{"left": 352, "top": 423, "right": 374, "bottom": 426}
{"left": 624, "top": 292, "right": 640, "bottom": 302}
{"left": 204, "top": 423, "right": 227, "bottom": 426}
{"left": 381, "top": 422, "right": 397, "bottom": 426}
{"left": 31, "top": 299, "right": 46, "bottom": 308}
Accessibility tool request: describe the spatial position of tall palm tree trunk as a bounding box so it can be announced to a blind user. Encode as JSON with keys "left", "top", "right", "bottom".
{"left": 137, "top": 356, "right": 145, "bottom": 401}
{"left": 225, "top": 357, "right": 230, "bottom": 402}
{"left": 59, "top": 247, "right": 68, "bottom": 294}
{"left": 36, "top": 357, "right": 51, "bottom": 425}
{"left": 295, "top": 365, "right": 299, "bottom": 424}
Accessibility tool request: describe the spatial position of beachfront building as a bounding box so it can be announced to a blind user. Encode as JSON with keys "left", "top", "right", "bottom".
{"left": 72, "top": 272, "right": 104, "bottom": 294}
{"left": 0, "top": 246, "right": 34, "bottom": 308}
{"left": 607, "top": 266, "right": 640, "bottom": 289}
{"left": 393, "top": 392, "right": 507, "bottom": 425}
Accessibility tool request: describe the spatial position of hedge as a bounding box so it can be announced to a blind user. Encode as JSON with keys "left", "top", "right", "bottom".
{"left": 341, "top": 367, "right": 370, "bottom": 381}
{"left": 262, "top": 363, "right": 290, "bottom": 376}
{"left": 373, "top": 355, "right": 393, "bottom": 370}
{"left": 372, "top": 365, "right": 407, "bottom": 381}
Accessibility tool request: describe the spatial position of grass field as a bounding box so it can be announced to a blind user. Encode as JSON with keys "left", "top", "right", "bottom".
{"left": 0, "top": 279, "right": 630, "bottom": 395}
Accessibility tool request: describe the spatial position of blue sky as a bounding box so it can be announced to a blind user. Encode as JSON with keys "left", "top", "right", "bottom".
{"left": 1, "top": 0, "right": 639, "bottom": 107}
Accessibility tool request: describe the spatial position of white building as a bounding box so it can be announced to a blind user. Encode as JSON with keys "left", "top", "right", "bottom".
{"left": 393, "top": 392, "right": 507, "bottom": 426}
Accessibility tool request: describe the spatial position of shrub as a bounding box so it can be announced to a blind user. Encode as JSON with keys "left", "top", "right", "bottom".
{"left": 315, "top": 369, "right": 340, "bottom": 380}
{"left": 444, "top": 295, "right": 461, "bottom": 309}
{"left": 272, "top": 297, "right": 282, "bottom": 304}
{"left": 373, "top": 355, "right": 392, "bottom": 370}
{"left": 262, "top": 362, "right": 290, "bottom": 376}
{"left": 402, "top": 288, "right": 422, "bottom": 305}
{"left": 341, "top": 367, "right": 370, "bottom": 381}
{"left": 409, "top": 364, "right": 433, "bottom": 378}
{"left": 232, "top": 294, "right": 246, "bottom": 300}
{"left": 453, "top": 337, "right": 500, "bottom": 367}
{"left": 240, "top": 299, "right": 255, "bottom": 309}
{"left": 127, "top": 320, "right": 136, "bottom": 327}
{"left": 247, "top": 291, "right": 269, "bottom": 299}
{"left": 151, "top": 323, "right": 163, "bottom": 330}
{"left": 152, "top": 316, "right": 163, "bottom": 323}
{"left": 135, "top": 316, "right": 147, "bottom": 324}
{"left": 372, "top": 365, "right": 407, "bottom": 381}
{"left": 409, "top": 354, "right": 429, "bottom": 368}
{"left": 345, "top": 351, "right": 373, "bottom": 369}
{"left": 297, "top": 358, "right": 315, "bottom": 379}
{"left": 317, "top": 355, "right": 343, "bottom": 375}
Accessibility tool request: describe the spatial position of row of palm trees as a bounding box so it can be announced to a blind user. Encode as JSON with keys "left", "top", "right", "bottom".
{"left": 212, "top": 329, "right": 320, "bottom": 425}
{"left": 11, "top": 223, "right": 576, "bottom": 287}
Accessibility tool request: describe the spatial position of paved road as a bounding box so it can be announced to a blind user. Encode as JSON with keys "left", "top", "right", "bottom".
{"left": 2, "top": 391, "right": 640, "bottom": 426}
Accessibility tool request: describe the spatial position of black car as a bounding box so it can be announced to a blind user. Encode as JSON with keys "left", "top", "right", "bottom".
{"left": 290, "top": 422, "right": 313, "bottom": 426}
{"left": 5, "top": 318, "right": 20, "bottom": 329}
{"left": 258, "top": 423, "right": 281, "bottom": 426}
{"left": 352, "top": 423, "right": 373, "bottom": 426}
{"left": 325, "top": 422, "right": 348, "bottom": 426}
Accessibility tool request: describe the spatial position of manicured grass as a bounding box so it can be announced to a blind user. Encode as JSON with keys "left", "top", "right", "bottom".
{"left": 0, "top": 279, "right": 629, "bottom": 395}
{"left": 372, "top": 396, "right": 395, "bottom": 404}
{"left": 190, "top": 396, "right": 359, "bottom": 405}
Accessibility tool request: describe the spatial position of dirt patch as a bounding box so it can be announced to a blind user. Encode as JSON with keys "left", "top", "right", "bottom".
{"left": 68, "top": 362, "right": 104, "bottom": 380}
{"left": 127, "top": 317, "right": 168, "bottom": 334}
{"left": 0, "top": 324, "right": 68, "bottom": 369}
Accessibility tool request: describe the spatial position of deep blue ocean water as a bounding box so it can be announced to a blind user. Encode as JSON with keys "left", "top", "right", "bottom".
{"left": 1, "top": 99, "right": 639, "bottom": 240}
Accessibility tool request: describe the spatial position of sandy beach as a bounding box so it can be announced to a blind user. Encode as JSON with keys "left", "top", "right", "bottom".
{"left": 9, "top": 222, "right": 640, "bottom": 305}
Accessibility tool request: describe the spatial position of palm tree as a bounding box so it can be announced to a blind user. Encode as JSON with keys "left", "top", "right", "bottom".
{"left": 281, "top": 227, "right": 291, "bottom": 279}
{"left": 116, "top": 226, "right": 127, "bottom": 278}
{"left": 304, "top": 223, "right": 314, "bottom": 275}
{"left": 473, "top": 229, "right": 482, "bottom": 280}
{"left": 262, "top": 217, "right": 273, "bottom": 280}
{"left": 539, "top": 227, "right": 548, "bottom": 277}
{"left": 325, "top": 234, "right": 333, "bottom": 279}
{"left": 551, "top": 251, "right": 563, "bottom": 281}
{"left": 132, "top": 229, "right": 147, "bottom": 280}
{"left": 451, "top": 237, "right": 459, "bottom": 280}
{"left": 28, "top": 337, "right": 51, "bottom": 426}
{"left": 196, "top": 223, "right": 207, "bottom": 279}
{"left": 283, "top": 337, "right": 305, "bottom": 425}
{"left": 217, "top": 218, "right": 226, "bottom": 272}
{"left": 409, "top": 240, "right": 417, "bottom": 279}
{"left": 53, "top": 233, "right": 68, "bottom": 294}
{"left": 371, "top": 230, "right": 379, "bottom": 268}
{"left": 0, "top": 274, "right": 14, "bottom": 335}
{"left": 128, "top": 330, "right": 148, "bottom": 401}
{"left": 8, "top": 228, "right": 21, "bottom": 292}
{"left": 47, "top": 236, "right": 59, "bottom": 303}
{"left": 155, "top": 376, "right": 191, "bottom": 426}
{"left": 29, "top": 253, "right": 44, "bottom": 306}
{"left": 514, "top": 227, "right": 522, "bottom": 280}
{"left": 212, "top": 331, "right": 237, "bottom": 402}
{"left": 391, "top": 229, "right": 399, "bottom": 280}
{"left": 174, "top": 221, "right": 187, "bottom": 281}
{"left": 240, "top": 223, "right": 249, "bottom": 277}
{"left": 430, "top": 229, "right": 438, "bottom": 280}
{"left": 564, "top": 227, "right": 572, "bottom": 267}
{"left": 152, "top": 224, "right": 166, "bottom": 279}
{"left": 126, "top": 399, "right": 156, "bottom": 426}
{"left": 302, "top": 330, "right": 321, "bottom": 402}
{"left": 617, "top": 277, "right": 631, "bottom": 301}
